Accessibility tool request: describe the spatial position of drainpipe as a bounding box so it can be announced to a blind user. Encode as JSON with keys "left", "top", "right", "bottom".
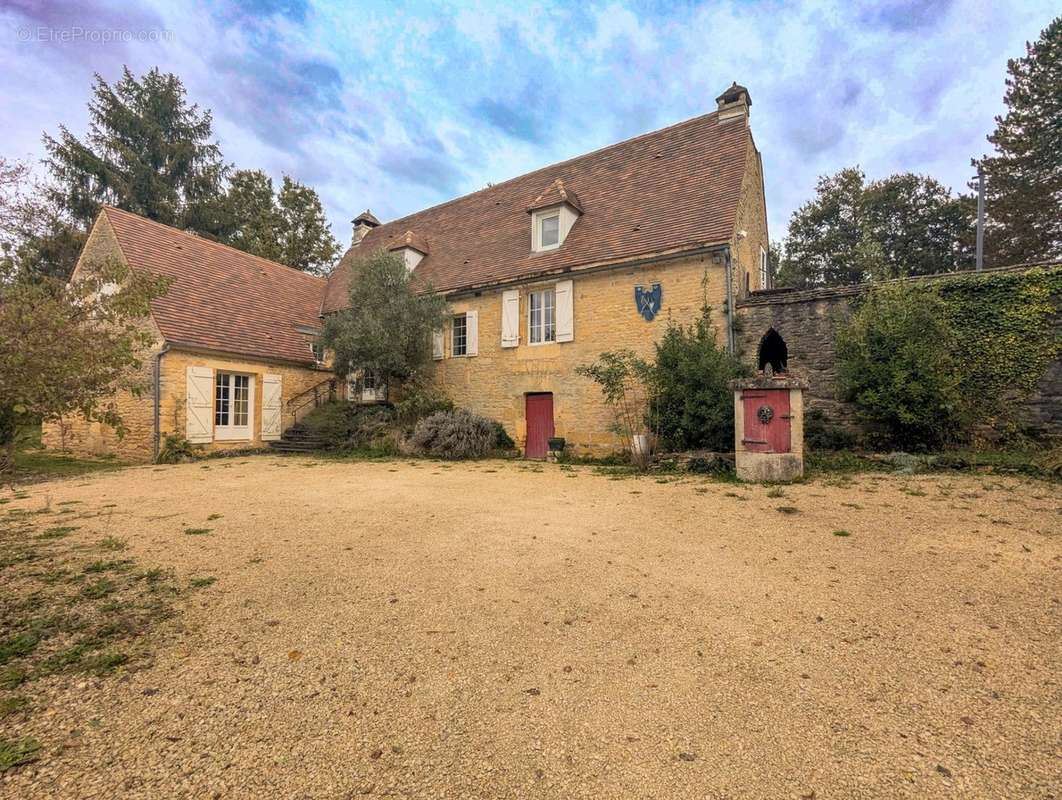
{"left": 152, "top": 344, "right": 170, "bottom": 462}
{"left": 723, "top": 246, "right": 736, "bottom": 354}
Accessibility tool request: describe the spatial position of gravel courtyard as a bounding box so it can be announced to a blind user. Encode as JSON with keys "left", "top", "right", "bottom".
{"left": 2, "top": 456, "right": 1059, "bottom": 799}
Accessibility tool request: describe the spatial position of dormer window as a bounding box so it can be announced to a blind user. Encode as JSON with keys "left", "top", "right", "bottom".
{"left": 527, "top": 178, "right": 582, "bottom": 253}
{"left": 536, "top": 211, "right": 560, "bottom": 250}
{"left": 387, "top": 230, "right": 429, "bottom": 272}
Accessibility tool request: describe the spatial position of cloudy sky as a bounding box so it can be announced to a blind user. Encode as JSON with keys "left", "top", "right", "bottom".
{"left": 0, "top": 0, "right": 1055, "bottom": 246}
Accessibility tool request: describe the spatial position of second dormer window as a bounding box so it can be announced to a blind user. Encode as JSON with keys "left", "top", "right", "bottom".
{"left": 539, "top": 213, "right": 560, "bottom": 249}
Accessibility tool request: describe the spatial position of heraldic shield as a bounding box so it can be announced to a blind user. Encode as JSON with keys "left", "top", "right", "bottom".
{"left": 634, "top": 283, "right": 662, "bottom": 321}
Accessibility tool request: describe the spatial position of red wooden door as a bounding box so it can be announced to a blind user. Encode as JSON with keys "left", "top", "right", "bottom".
{"left": 742, "top": 389, "right": 791, "bottom": 453}
{"left": 525, "top": 393, "right": 554, "bottom": 459}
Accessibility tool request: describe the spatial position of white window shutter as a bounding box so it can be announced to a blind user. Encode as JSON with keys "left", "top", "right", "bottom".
{"left": 556, "top": 279, "right": 574, "bottom": 342}
{"left": 261, "top": 374, "right": 283, "bottom": 441}
{"left": 432, "top": 329, "right": 444, "bottom": 360}
{"left": 501, "top": 290, "right": 519, "bottom": 348}
{"left": 466, "top": 310, "right": 479, "bottom": 356}
{"left": 185, "top": 366, "right": 213, "bottom": 443}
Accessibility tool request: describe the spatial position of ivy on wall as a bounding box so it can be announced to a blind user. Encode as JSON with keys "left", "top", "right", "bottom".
{"left": 936, "top": 266, "right": 1062, "bottom": 424}
{"left": 836, "top": 264, "right": 1062, "bottom": 444}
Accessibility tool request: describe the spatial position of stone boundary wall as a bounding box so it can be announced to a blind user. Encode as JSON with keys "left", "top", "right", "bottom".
{"left": 734, "top": 265, "right": 1062, "bottom": 436}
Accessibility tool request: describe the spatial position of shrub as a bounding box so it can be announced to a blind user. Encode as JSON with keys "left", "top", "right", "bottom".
{"left": 410, "top": 409, "right": 495, "bottom": 459}
{"left": 301, "top": 401, "right": 396, "bottom": 451}
{"left": 492, "top": 422, "right": 516, "bottom": 452}
{"left": 576, "top": 350, "right": 654, "bottom": 469}
{"left": 836, "top": 283, "right": 966, "bottom": 449}
{"left": 394, "top": 384, "right": 453, "bottom": 427}
{"left": 155, "top": 433, "right": 200, "bottom": 464}
{"left": 804, "top": 408, "right": 858, "bottom": 451}
{"left": 650, "top": 309, "right": 746, "bottom": 452}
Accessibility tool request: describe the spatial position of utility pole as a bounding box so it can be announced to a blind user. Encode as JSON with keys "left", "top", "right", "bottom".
{"left": 975, "top": 165, "right": 984, "bottom": 271}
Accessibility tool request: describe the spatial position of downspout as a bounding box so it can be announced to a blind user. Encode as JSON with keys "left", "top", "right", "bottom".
{"left": 152, "top": 344, "right": 170, "bottom": 462}
{"left": 723, "top": 246, "right": 736, "bottom": 354}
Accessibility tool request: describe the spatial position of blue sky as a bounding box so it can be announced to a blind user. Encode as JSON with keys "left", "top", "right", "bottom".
{"left": 0, "top": 0, "right": 1056, "bottom": 247}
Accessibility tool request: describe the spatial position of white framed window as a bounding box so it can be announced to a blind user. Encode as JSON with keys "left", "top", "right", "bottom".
{"left": 529, "top": 288, "right": 556, "bottom": 344}
{"left": 214, "top": 372, "right": 254, "bottom": 440}
{"left": 759, "top": 246, "right": 769, "bottom": 289}
{"left": 310, "top": 339, "right": 325, "bottom": 365}
{"left": 452, "top": 313, "right": 467, "bottom": 357}
{"left": 539, "top": 213, "right": 559, "bottom": 249}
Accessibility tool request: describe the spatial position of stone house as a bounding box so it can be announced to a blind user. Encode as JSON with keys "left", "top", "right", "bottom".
{"left": 45, "top": 83, "right": 768, "bottom": 460}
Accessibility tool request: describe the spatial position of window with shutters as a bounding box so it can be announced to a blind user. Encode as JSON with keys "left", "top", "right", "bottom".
{"left": 529, "top": 288, "right": 556, "bottom": 344}
{"left": 214, "top": 372, "right": 253, "bottom": 440}
{"left": 452, "top": 313, "right": 467, "bottom": 356}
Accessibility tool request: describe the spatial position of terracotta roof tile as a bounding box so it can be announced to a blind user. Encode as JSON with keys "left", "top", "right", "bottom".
{"left": 324, "top": 109, "right": 751, "bottom": 311}
{"left": 386, "top": 230, "right": 430, "bottom": 255}
{"left": 101, "top": 207, "right": 325, "bottom": 365}
{"left": 527, "top": 178, "right": 583, "bottom": 214}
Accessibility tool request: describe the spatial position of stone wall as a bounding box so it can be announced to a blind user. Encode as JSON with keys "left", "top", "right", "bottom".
{"left": 435, "top": 253, "right": 728, "bottom": 454}
{"left": 735, "top": 267, "right": 1062, "bottom": 436}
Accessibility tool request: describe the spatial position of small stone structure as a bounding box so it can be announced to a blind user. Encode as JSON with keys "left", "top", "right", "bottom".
{"left": 731, "top": 374, "right": 808, "bottom": 482}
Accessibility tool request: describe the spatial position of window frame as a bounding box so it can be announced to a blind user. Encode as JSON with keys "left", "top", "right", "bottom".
{"left": 533, "top": 209, "right": 562, "bottom": 252}
{"left": 451, "top": 313, "right": 468, "bottom": 357}
{"left": 528, "top": 287, "right": 557, "bottom": 345}
{"left": 214, "top": 371, "right": 255, "bottom": 441}
{"left": 759, "top": 246, "right": 769, "bottom": 289}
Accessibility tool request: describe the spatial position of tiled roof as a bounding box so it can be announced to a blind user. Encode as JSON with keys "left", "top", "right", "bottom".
{"left": 100, "top": 207, "right": 326, "bottom": 365}
{"left": 324, "top": 109, "right": 752, "bottom": 311}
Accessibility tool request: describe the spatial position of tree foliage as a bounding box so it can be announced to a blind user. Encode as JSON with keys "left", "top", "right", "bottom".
{"left": 576, "top": 349, "right": 654, "bottom": 467}
{"left": 320, "top": 250, "right": 450, "bottom": 388}
{"left": 219, "top": 170, "right": 339, "bottom": 275}
{"left": 979, "top": 16, "right": 1062, "bottom": 265}
{"left": 0, "top": 261, "right": 171, "bottom": 475}
{"left": 777, "top": 168, "right": 974, "bottom": 288}
{"left": 650, "top": 309, "right": 746, "bottom": 452}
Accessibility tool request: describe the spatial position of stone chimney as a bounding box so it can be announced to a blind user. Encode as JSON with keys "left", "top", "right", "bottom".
{"left": 716, "top": 83, "right": 751, "bottom": 126}
{"left": 351, "top": 209, "right": 381, "bottom": 245}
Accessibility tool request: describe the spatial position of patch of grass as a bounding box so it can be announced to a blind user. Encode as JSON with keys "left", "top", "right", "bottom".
{"left": 776, "top": 506, "right": 801, "bottom": 515}
{"left": 97, "top": 537, "right": 127, "bottom": 551}
{"left": 0, "top": 696, "right": 29, "bottom": 717}
{"left": 206, "top": 513, "right": 223, "bottom": 521}
{"left": 183, "top": 527, "right": 213, "bottom": 536}
{"left": 765, "top": 487, "right": 786, "bottom": 498}
{"left": 83, "top": 560, "right": 133, "bottom": 574}
{"left": 12, "top": 451, "right": 125, "bottom": 484}
{"left": 903, "top": 487, "right": 928, "bottom": 497}
{"left": 0, "top": 736, "right": 41, "bottom": 772}
{"left": 0, "top": 667, "right": 28, "bottom": 690}
{"left": 832, "top": 529, "right": 852, "bottom": 537}
{"left": 840, "top": 502, "right": 862, "bottom": 509}
{"left": 80, "top": 578, "right": 117, "bottom": 600}
{"left": 189, "top": 576, "right": 217, "bottom": 589}
{"left": 0, "top": 633, "right": 40, "bottom": 666}
{"left": 81, "top": 651, "right": 129, "bottom": 675}
{"left": 36, "top": 526, "right": 79, "bottom": 540}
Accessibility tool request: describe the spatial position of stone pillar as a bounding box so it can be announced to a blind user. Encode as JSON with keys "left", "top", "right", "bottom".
{"left": 731, "top": 374, "right": 808, "bottom": 482}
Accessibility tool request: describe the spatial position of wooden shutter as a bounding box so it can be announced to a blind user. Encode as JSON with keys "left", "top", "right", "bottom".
{"left": 432, "top": 329, "right": 444, "bottom": 360}
{"left": 556, "top": 279, "right": 574, "bottom": 342}
{"left": 466, "top": 310, "right": 479, "bottom": 356}
{"left": 501, "top": 290, "right": 520, "bottom": 348}
{"left": 185, "top": 366, "right": 213, "bottom": 443}
{"left": 261, "top": 374, "right": 282, "bottom": 441}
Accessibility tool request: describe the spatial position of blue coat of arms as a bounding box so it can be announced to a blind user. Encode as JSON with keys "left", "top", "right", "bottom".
{"left": 635, "top": 283, "right": 662, "bottom": 321}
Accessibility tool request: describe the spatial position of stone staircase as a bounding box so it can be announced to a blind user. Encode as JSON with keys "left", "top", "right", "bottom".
{"left": 267, "top": 423, "right": 327, "bottom": 454}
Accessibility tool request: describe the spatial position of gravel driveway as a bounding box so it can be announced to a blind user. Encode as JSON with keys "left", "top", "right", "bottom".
{"left": 2, "top": 456, "right": 1059, "bottom": 799}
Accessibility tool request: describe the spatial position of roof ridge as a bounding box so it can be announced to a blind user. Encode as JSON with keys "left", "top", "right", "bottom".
{"left": 367, "top": 109, "right": 727, "bottom": 232}
{"left": 102, "top": 206, "right": 327, "bottom": 285}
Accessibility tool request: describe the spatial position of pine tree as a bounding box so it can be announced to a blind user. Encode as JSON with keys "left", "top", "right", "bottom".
{"left": 979, "top": 17, "right": 1062, "bottom": 265}
{"left": 275, "top": 176, "right": 340, "bottom": 275}
{"left": 43, "top": 67, "right": 227, "bottom": 232}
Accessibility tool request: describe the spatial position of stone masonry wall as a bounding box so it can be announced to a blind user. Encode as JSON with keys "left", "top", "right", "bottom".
{"left": 435, "top": 254, "right": 729, "bottom": 454}
{"left": 735, "top": 270, "right": 1062, "bottom": 436}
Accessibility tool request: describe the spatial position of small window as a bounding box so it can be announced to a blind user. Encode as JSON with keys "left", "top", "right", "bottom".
{"left": 539, "top": 213, "right": 560, "bottom": 249}
{"left": 363, "top": 370, "right": 376, "bottom": 391}
{"left": 759, "top": 246, "right": 769, "bottom": 289}
{"left": 215, "top": 372, "right": 251, "bottom": 434}
{"left": 310, "top": 339, "right": 325, "bottom": 365}
{"left": 529, "top": 288, "right": 556, "bottom": 344}
{"left": 452, "top": 313, "right": 467, "bottom": 357}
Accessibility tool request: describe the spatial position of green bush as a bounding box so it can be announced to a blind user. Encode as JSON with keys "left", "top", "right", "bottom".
{"left": 155, "top": 433, "right": 201, "bottom": 464}
{"left": 410, "top": 409, "right": 495, "bottom": 459}
{"left": 394, "top": 384, "right": 453, "bottom": 427}
{"left": 836, "top": 283, "right": 965, "bottom": 449}
{"left": 492, "top": 421, "right": 516, "bottom": 452}
{"left": 300, "top": 402, "right": 396, "bottom": 451}
{"left": 650, "top": 310, "right": 746, "bottom": 452}
{"left": 804, "top": 408, "right": 858, "bottom": 451}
